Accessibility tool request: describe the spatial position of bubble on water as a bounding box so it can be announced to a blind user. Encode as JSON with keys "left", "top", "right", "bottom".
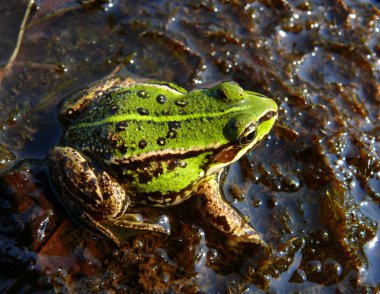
{"left": 37, "top": 210, "right": 53, "bottom": 241}
{"left": 155, "top": 248, "right": 170, "bottom": 263}
{"left": 290, "top": 268, "right": 307, "bottom": 283}
{"left": 160, "top": 272, "right": 170, "bottom": 284}
{"left": 306, "top": 260, "right": 322, "bottom": 275}
{"left": 156, "top": 215, "right": 171, "bottom": 235}
{"left": 324, "top": 259, "right": 343, "bottom": 277}
{"left": 206, "top": 248, "right": 218, "bottom": 263}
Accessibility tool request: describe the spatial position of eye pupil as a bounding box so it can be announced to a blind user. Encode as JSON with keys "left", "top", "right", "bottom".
{"left": 246, "top": 130, "right": 256, "bottom": 141}
{"left": 239, "top": 124, "right": 257, "bottom": 146}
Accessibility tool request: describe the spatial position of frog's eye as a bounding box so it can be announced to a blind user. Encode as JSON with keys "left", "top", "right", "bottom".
{"left": 238, "top": 123, "right": 257, "bottom": 146}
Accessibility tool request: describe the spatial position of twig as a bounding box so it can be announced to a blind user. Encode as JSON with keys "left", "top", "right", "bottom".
{"left": 0, "top": 0, "right": 34, "bottom": 84}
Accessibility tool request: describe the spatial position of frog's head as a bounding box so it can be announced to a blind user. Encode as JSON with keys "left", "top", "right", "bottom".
{"left": 205, "top": 81, "right": 278, "bottom": 175}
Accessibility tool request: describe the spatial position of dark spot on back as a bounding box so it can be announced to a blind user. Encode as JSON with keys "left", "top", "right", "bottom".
{"left": 110, "top": 105, "right": 119, "bottom": 114}
{"left": 137, "top": 90, "right": 151, "bottom": 98}
{"left": 156, "top": 94, "right": 167, "bottom": 104}
{"left": 107, "top": 132, "right": 120, "bottom": 148}
{"left": 138, "top": 140, "right": 147, "bottom": 149}
{"left": 175, "top": 100, "right": 188, "bottom": 107}
{"left": 137, "top": 107, "right": 150, "bottom": 116}
{"left": 116, "top": 121, "right": 128, "bottom": 131}
{"left": 119, "top": 145, "right": 128, "bottom": 154}
{"left": 168, "top": 121, "right": 181, "bottom": 130}
{"left": 157, "top": 137, "right": 166, "bottom": 146}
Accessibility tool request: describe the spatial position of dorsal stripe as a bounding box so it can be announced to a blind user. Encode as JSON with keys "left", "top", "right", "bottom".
{"left": 74, "top": 104, "right": 255, "bottom": 129}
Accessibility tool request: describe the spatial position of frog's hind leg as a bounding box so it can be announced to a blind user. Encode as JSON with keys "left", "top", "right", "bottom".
{"left": 49, "top": 146, "right": 169, "bottom": 245}
{"left": 197, "top": 173, "right": 267, "bottom": 247}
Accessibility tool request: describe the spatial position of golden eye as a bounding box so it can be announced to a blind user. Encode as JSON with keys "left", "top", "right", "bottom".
{"left": 239, "top": 123, "right": 257, "bottom": 146}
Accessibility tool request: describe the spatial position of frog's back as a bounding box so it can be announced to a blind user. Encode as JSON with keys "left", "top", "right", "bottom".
{"left": 64, "top": 82, "right": 241, "bottom": 164}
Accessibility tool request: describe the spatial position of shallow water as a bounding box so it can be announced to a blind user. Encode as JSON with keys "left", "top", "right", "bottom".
{"left": 0, "top": 0, "right": 379, "bottom": 292}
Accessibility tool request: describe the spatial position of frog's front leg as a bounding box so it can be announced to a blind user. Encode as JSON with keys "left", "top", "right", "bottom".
{"left": 49, "top": 146, "right": 168, "bottom": 245}
{"left": 197, "top": 173, "right": 267, "bottom": 247}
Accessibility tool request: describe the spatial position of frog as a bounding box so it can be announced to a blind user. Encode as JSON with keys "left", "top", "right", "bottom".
{"left": 49, "top": 76, "right": 278, "bottom": 247}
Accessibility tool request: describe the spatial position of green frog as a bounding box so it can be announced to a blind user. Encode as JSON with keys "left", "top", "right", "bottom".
{"left": 49, "top": 77, "right": 278, "bottom": 246}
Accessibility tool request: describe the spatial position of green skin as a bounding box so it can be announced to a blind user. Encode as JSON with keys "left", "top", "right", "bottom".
{"left": 49, "top": 78, "right": 278, "bottom": 246}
